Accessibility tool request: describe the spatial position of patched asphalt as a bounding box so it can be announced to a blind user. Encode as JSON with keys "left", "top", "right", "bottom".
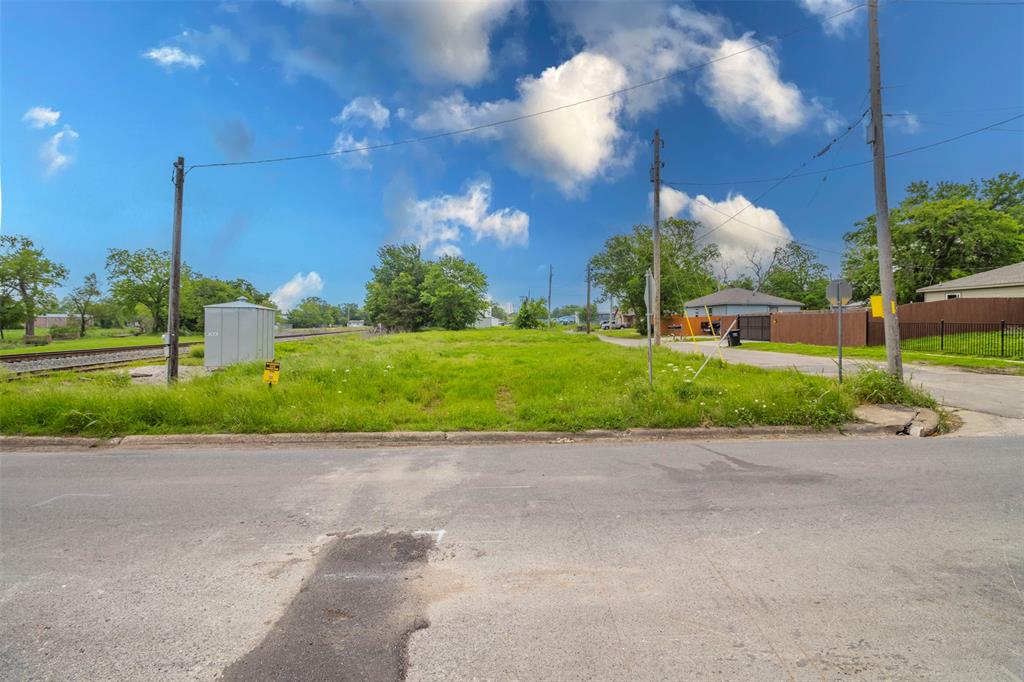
{"left": 220, "top": 531, "right": 437, "bottom": 682}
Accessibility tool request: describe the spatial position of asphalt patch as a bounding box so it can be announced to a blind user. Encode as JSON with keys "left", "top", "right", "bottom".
{"left": 221, "top": 531, "right": 438, "bottom": 682}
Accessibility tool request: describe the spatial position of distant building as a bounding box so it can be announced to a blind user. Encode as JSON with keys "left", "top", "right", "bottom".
{"left": 684, "top": 288, "right": 803, "bottom": 317}
{"left": 346, "top": 320, "right": 365, "bottom": 327}
{"left": 475, "top": 312, "right": 500, "bottom": 328}
{"left": 34, "top": 313, "right": 78, "bottom": 329}
{"left": 916, "top": 262, "right": 1024, "bottom": 302}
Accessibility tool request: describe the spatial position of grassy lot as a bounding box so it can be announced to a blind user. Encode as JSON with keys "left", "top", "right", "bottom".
{"left": 900, "top": 330, "right": 1023, "bottom": 359}
{"left": 740, "top": 341, "right": 1024, "bottom": 374}
{"left": 0, "top": 329, "right": 204, "bottom": 356}
{"left": 599, "top": 329, "right": 709, "bottom": 341}
{"left": 0, "top": 328, "right": 931, "bottom": 437}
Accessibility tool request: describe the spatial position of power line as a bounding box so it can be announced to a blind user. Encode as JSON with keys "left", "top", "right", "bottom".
{"left": 663, "top": 111, "right": 1024, "bottom": 187}
{"left": 187, "top": 2, "right": 868, "bottom": 172}
{"left": 688, "top": 195, "right": 846, "bottom": 256}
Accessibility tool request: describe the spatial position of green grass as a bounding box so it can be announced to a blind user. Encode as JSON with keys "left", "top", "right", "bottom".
{"left": 599, "top": 329, "right": 708, "bottom": 341}
{"left": 740, "top": 341, "right": 1024, "bottom": 374}
{"left": 0, "top": 329, "right": 203, "bottom": 356}
{"left": 900, "top": 330, "right": 1023, "bottom": 359}
{"left": 0, "top": 328, "right": 872, "bottom": 437}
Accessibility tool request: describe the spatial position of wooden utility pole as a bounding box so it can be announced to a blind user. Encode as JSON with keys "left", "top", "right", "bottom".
{"left": 547, "top": 264, "right": 553, "bottom": 327}
{"left": 651, "top": 130, "right": 662, "bottom": 345}
{"left": 868, "top": 0, "right": 904, "bottom": 380}
{"left": 585, "top": 263, "right": 592, "bottom": 334}
{"left": 166, "top": 156, "right": 185, "bottom": 384}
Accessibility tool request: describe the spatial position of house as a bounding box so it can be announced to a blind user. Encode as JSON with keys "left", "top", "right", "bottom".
{"left": 916, "top": 262, "right": 1024, "bottom": 302}
{"left": 346, "top": 319, "right": 365, "bottom": 327}
{"left": 34, "top": 313, "right": 74, "bottom": 329}
{"left": 683, "top": 288, "right": 803, "bottom": 317}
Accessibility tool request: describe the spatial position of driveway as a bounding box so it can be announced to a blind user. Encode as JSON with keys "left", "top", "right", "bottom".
{"left": 2, "top": 438, "right": 1022, "bottom": 680}
{"left": 602, "top": 336, "right": 1024, "bottom": 419}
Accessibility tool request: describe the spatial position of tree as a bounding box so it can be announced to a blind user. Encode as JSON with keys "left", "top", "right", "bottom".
{"left": 89, "top": 298, "right": 125, "bottom": 329}
{"left": 550, "top": 304, "right": 597, "bottom": 322}
{"left": 490, "top": 304, "right": 508, "bottom": 321}
{"left": 0, "top": 235, "right": 68, "bottom": 336}
{"left": 339, "top": 303, "right": 364, "bottom": 324}
{"left": 590, "top": 218, "right": 718, "bottom": 333}
{"left": 513, "top": 297, "right": 547, "bottom": 329}
{"left": 0, "top": 290, "right": 24, "bottom": 339}
{"left": 420, "top": 256, "right": 489, "bottom": 330}
{"left": 842, "top": 173, "right": 1024, "bottom": 302}
{"left": 105, "top": 248, "right": 182, "bottom": 333}
{"left": 179, "top": 275, "right": 276, "bottom": 332}
{"left": 64, "top": 273, "right": 102, "bottom": 336}
{"left": 364, "top": 244, "right": 430, "bottom": 331}
{"left": 286, "top": 297, "right": 335, "bottom": 328}
{"left": 759, "top": 242, "right": 830, "bottom": 309}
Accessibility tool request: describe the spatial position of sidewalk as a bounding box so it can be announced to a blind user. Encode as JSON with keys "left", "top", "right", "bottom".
{"left": 600, "top": 336, "right": 1024, "bottom": 419}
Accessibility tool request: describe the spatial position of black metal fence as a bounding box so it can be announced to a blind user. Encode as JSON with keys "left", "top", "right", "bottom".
{"left": 898, "top": 320, "right": 1024, "bottom": 358}
{"left": 738, "top": 314, "right": 771, "bottom": 341}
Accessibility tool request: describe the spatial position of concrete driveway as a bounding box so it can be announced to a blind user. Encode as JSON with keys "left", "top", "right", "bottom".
{"left": 2, "top": 438, "right": 1022, "bottom": 680}
{"left": 603, "top": 336, "right": 1024, "bottom": 419}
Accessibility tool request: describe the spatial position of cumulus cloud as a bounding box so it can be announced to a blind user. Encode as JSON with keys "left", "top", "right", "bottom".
{"left": 271, "top": 272, "right": 324, "bottom": 312}
{"left": 414, "top": 51, "right": 631, "bottom": 195}
{"left": 888, "top": 111, "right": 921, "bottom": 135}
{"left": 41, "top": 125, "right": 79, "bottom": 176}
{"left": 367, "top": 0, "right": 521, "bottom": 85}
{"left": 331, "top": 132, "right": 372, "bottom": 168}
{"left": 23, "top": 107, "right": 60, "bottom": 129}
{"left": 143, "top": 46, "right": 204, "bottom": 69}
{"left": 392, "top": 179, "right": 529, "bottom": 257}
{"left": 658, "top": 186, "right": 793, "bottom": 266}
{"left": 798, "top": 0, "right": 863, "bottom": 36}
{"left": 333, "top": 96, "right": 390, "bottom": 130}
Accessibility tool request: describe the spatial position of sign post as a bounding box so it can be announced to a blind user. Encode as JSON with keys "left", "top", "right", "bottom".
{"left": 644, "top": 269, "right": 654, "bottom": 387}
{"left": 827, "top": 279, "right": 853, "bottom": 383}
{"left": 263, "top": 359, "right": 281, "bottom": 388}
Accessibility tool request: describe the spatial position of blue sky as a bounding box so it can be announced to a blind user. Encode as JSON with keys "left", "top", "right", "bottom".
{"left": 3, "top": 0, "right": 1022, "bottom": 311}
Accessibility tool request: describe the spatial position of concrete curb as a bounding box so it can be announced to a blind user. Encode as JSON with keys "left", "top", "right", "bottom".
{"left": 1, "top": 424, "right": 893, "bottom": 451}
{"left": 908, "top": 408, "right": 940, "bottom": 437}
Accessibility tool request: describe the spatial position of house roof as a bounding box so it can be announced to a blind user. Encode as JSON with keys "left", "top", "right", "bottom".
{"left": 684, "top": 288, "right": 803, "bottom": 308}
{"left": 916, "top": 261, "right": 1024, "bottom": 293}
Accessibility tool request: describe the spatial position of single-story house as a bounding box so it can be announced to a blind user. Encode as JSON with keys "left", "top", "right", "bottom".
{"left": 683, "top": 288, "right": 803, "bottom": 317}
{"left": 916, "top": 262, "right": 1024, "bottom": 302}
{"left": 346, "top": 319, "right": 365, "bottom": 327}
{"left": 34, "top": 313, "right": 83, "bottom": 329}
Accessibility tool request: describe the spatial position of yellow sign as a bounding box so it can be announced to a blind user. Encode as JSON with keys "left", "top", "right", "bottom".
{"left": 870, "top": 295, "right": 897, "bottom": 318}
{"left": 263, "top": 360, "right": 281, "bottom": 385}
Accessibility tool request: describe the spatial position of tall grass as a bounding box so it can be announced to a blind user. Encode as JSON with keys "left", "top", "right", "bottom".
{"left": 1, "top": 328, "right": 866, "bottom": 436}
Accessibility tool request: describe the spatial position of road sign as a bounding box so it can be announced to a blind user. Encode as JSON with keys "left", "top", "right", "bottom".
{"left": 827, "top": 279, "right": 853, "bottom": 306}
{"left": 263, "top": 360, "right": 281, "bottom": 386}
{"left": 870, "top": 295, "right": 896, "bottom": 318}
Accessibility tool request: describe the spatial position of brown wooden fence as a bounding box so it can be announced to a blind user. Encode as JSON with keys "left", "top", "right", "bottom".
{"left": 771, "top": 310, "right": 872, "bottom": 346}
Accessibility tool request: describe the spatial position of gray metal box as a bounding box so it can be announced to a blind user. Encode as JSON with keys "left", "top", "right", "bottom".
{"left": 203, "top": 298, "right": 276, "bottom": 368}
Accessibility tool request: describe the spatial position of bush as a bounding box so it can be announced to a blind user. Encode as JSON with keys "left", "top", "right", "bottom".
{"left": 845, "top": 367, "right": 936, "bottom": 408}
{"left": 189, "top": 345, "right": 205, "bottom": 359}
{"left": 48, "top": 326, "right": 80, "bottom": 340}
{"left": 513, "top": 298, "right": 548, "bottom": 329}
{"left": 22, "top": 335, "right": 51, "bottom": 346}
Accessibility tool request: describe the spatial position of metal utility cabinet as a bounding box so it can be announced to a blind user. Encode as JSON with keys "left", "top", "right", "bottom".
{"left": 204, "top": 298, "right": 276, "bottom": 368}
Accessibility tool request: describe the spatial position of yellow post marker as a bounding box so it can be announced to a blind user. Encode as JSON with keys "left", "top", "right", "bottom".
{"left": 870, "top": 295, "right": 897, "bottom": 318}
{"left": 704, "top": 305, "right": 724, "bottom": 361}
{"left": 263, "top": 360, "right": 281, "bottom": 387}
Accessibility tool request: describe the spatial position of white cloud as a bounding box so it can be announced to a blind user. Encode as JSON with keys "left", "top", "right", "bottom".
{"left": 414, "top": 51, "right": 631, "bottom": 195}
{"left": 798, "top": 0, "right": 863, "bottom": 36}
{"left": 332, "top": 132, "right": 372, "bottom": 169}
{"left": 271, "top": 272, "right": 324, "bottom": 312}
{"left": 143, "top": 46, "right": 204, "bottom": 69}
{"left": 41, "top": 125, "right": 79, "bottom": 176}
{"left": 367, "top": 0, "right": 521, "bottom": 85}
{"left": 393, "top": 179, "right": 529, "bottom": 257}
{"left": 178, "top": 25, "right": 250, "bottom": 63}
{"left": 658, "top": 186, "right": 793, "bottom": 266}
{"left": 278, "top": 0, "right": 354, "bottom": 15}
{"left": 889, "top": 111, "right": 921, "bottom": 135}
{"left": 333, "top": 96, "right": 390, "bottom": 130}
{"left": 23, "top": 107, "right": 60, "bottom": 129}
{"left": 701, "top": 33, "right": 837, "bottom": 140}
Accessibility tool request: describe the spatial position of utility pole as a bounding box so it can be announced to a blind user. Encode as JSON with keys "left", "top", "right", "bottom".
{"left": 547, "top": 264, "right": 553, "bottom": 327}
{"left": 650, "top": 129, "right": 662, "bottom": 346}
{"left": 868, "top": 0, "right": 903, "bottom": 380}
{"left": 166, "top": 156, "right": 185, "bottom": 385}
{"left": 585, "top": 263, "right": 592, "bottom": 334}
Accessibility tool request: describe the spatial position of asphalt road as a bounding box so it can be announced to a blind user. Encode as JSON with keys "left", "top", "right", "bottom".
{"left": 2, "top": 437, "right": 1022, "bottom": 680}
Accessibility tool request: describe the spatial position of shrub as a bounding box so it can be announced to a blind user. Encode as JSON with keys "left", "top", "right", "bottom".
{"left": 189, "top": 345, "right": 205, "bottom": 359}
{"left": 23, "top": 335, "right": 51, "bottom": 346}
{"left": 845, "top": 367, "right": 936, "bottom": 408}
{"left": 48, "top": 326, "right": 80, "bottom": 340}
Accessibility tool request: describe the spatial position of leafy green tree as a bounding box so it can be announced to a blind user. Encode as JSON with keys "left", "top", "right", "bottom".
{"left": 63, "top": 273, "right": 102, "bottom": 335}
{"left": 0, "top": 235, "right": 68, "bottom": 336}
{"left": 364, "top": 244, "right": 430, "bottom": 331}
{"left": 286, "top": 297, "right": 335, "bottom": 328}
{"left": 760, "top": 242, "right": 830, "bottom": 309}
{"left": 420, "top": 256, "right": 489, "bottom": 330}
{"left": 550, "top": 304, "right": 597, "bottom": 322}
{"left": 0, "top": 291, "right": 25, "bottom": 339}
{"left": 180, "top": 276, "right": 276, "bottom": 332}
{"left": 339, "top": 303, "right": 364, "bottom": 324}
{"left": 590, "top": 218, "right": 719, "bottom": 333}
{"left": 89, "top": 298, "right": 125, "bottom": 329}
{"left": 513, "top": 298, "right": 548, "bottom": 329}
{"left": 842, "top": 173, "right": 1024, "bottom": 302}
{"left": 490, "top": 304, "right": 508, "bottom": 321}
{"left": 105, "top": 248, "right": 185, "bottom": 333}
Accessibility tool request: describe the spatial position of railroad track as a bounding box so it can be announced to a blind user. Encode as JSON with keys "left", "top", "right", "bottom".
{"left": 0, "top": 329, "right": 362, "bottom": 374}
